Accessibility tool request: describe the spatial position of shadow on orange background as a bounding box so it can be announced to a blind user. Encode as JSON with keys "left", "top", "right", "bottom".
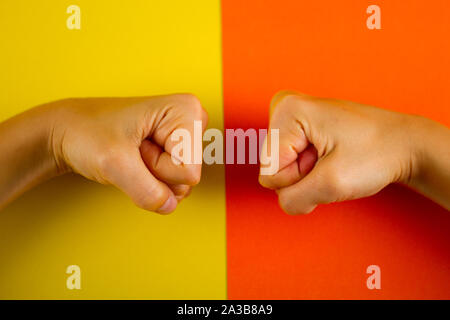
{"left": 222, "top": 0, "right": 450, "bottom": 299}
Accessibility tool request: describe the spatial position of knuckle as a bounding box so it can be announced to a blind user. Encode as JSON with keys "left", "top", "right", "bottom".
{"left": 321, "top": 169, "right": 349, "bottom": 202}
{"left": 179, "top": 93, "right": 202, "bottom": 111}
{"left": 302, "top": 205, "right": 317, "bottom": 214}
{"left": 278, "top": 188, "right": 316, "bottom": 215}
{"left": 258, "top": 175, "right": 276, "bottom": 190}
{"left": 172, "top": 184, "right": 190, "bottom": 196}
{"left": 258, "top": 175, "right": 268, "bottom": 187}
{"left": 184, "top": 186, "right": 192, "bottom": 197}
{"left": 174, "top": 94, "right": 205, "bottom": 122}
{"left": 150, "top": 184, "right": 168, "bottom": 206}
{"left": 184, "top": 165, "right": 202, "bottom": 186}
{"left": 134, "top": 196, "right": 150, "bottom": 211}
{"left": 271, "top": 90, "right": 294, "bottom": 105}
{"left": 270, "top": 90, "right": 306, "bottom": 116}
{"left": 135, "top": 187, "right": 167, "bottom": 211}
{"left": 277, "top": 190, "right": 289, "bottom": 211}
{"left": 277, "top": 190, "right": 297, "bottom": 215}
{"left": 270, "top": 91, "right": 290, "bottom": 114}
{"left": 97, "top": 147, "right": 129, "bottom": 177}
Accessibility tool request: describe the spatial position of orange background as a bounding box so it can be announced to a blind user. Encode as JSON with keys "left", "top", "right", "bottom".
{"left": 222, "top": 0, "right": 450, "bottom": 299}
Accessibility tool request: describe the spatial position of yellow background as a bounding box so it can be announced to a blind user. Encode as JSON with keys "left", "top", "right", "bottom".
{"left": 0, "top": 0, "right": 226, "bottom": 299}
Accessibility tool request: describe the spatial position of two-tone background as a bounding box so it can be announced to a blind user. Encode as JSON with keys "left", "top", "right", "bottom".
{"left": 0, "top": 0, "right": 449, "bottom": 299}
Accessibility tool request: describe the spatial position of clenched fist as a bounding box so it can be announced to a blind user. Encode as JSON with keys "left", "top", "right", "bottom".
{"left": 259, "top": 91, "right": 450, "bottom": 214}
{"left": 0, "top": 94, "right": 208, "bottom": 213}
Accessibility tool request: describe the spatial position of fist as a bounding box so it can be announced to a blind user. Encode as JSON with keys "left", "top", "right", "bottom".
{"left": 259, "top": 91, "right": 418, "bottom": 214}
{"left": 51, "top": 94, "right": 208, "bottom": 214}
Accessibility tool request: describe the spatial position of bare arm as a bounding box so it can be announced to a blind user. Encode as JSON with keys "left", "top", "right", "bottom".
{"left": 0, "top": 94, "right": 207, "bottom": 213}
{"left": 0, "top": 104, "right": 59, "bottom": 208}
{"left": 408, "top": 116, "right": 450, "bottom": 208}
{"left": 259, "top": 91, "right": 450, "bottom": 214}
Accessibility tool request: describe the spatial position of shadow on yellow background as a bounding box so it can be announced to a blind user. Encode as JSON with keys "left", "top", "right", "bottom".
{"left": 0, "top": 0, "right": 226, "bottom": 298}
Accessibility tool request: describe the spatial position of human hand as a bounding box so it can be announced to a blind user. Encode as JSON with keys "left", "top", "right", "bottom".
{"left": 259, "top": 91, "right": 423, "bottom": 214}
{"left": 49, "top": 94, "right": 208, "bottom": 214}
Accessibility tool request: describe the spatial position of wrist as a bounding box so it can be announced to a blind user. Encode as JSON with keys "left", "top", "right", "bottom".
{"left": 30, "top": 102, "right": 67, "bottom": 180}
{"left": 401, "top": 114, "right": 450, "bottom": 208}
{"left": 42, "top": 99, "right": 73, "bottom": 176}
{"left": 400, "top": 113, "right": 430, "bottom": 188}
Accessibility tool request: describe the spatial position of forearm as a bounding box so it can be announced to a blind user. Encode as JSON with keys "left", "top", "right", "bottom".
{"left": 0, "top": 103, "right": 61, "bottom": 209}
{"left": 408, "top": 115, "right": 450, "bottom": 210}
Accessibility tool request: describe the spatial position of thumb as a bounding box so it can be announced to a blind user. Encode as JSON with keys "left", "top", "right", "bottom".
{"left": 100, "top": 146, "right": 177, "bottom": 214}
{"left": 277, "top": 152, "right": 340, "bottom": 214}
{"left": 259, "top": 92, "right": 311, "bottom": 189}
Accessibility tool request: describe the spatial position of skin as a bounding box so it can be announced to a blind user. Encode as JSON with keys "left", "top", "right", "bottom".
{"left": 259, "top": 91, "right": 450, "bottom": 214}
{"left": 0, "top": 94, "right": 207, "bottom": 214}
{"left": 1, "top": 91, "right": 449, "bottom": 215}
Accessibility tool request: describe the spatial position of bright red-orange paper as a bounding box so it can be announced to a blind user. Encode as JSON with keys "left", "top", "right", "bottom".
{"left": 222, "top": 0, "right": 450, "bottom": 299}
